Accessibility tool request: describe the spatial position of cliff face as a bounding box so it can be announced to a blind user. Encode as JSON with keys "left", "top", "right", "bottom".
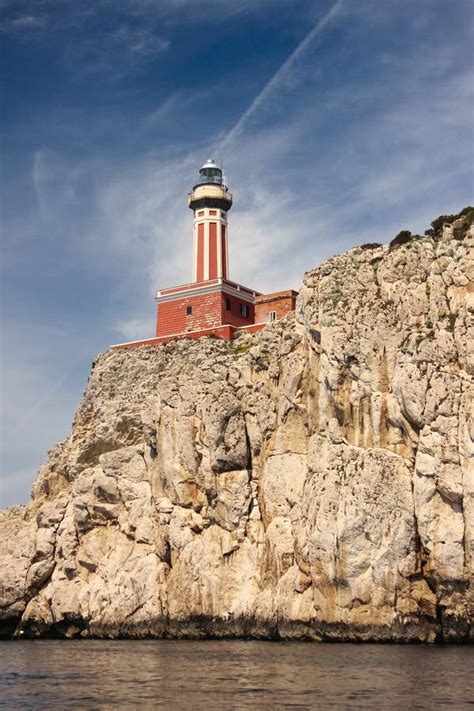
{"left": 1, "top": 220, "right": 473, "bottom": 641}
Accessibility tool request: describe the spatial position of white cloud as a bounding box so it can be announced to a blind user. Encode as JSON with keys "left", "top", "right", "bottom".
{"left": 1, "top": 469, "right": 37, "bottom": 508}
{"left": 11, "top": 14, "right": 43, "bottom": 27}
{"left": 118, "top": 0, "right": 310, "bottom": 18}
{"left": 113, "top": 317, "right": 155, "bottom": 342}
{"left": 109, "top": 26, "right": 169, "bottom": 58}
{"left": 0, "top": 318, "right": 93, "bottom": 507}
{"left": 144, "top": 92, "right": 184, "bottom": 128}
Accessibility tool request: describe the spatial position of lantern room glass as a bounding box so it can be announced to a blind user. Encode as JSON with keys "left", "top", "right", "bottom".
{"left": 197, "top": 167, "right": 223, "bottom": 186}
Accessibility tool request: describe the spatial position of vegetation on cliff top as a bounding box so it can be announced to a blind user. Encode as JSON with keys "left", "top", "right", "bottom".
{"left": 388, "top": 205, "right": 473, "bottom": 251}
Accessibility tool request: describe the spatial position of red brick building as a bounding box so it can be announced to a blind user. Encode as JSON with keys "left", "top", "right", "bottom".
{"left": 113, "top": 160, "right": 297, "bottom": 349}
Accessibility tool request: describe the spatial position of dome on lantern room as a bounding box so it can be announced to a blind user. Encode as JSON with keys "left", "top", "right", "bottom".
{"left": 197, "top": 158, "right": 223, "bottom": 187}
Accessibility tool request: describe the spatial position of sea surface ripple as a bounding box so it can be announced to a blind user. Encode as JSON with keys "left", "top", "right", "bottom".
{"left": 0, "top": 640, "right": 472, "bottom": 709}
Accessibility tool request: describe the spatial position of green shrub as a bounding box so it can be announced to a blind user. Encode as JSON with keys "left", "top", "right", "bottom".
{"left": 389, "top": 230, "right": 413, "bottom": 249}
{"left": 359, "top": 242, "right": 382, "bottom": 250}
{"left": 425, "top": 206, "right": 474, "bottom": 239}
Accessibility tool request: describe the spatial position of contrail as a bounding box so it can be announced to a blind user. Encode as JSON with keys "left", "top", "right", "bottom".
{"left": 219, "top": 0, "right": 344, "bottom": 151}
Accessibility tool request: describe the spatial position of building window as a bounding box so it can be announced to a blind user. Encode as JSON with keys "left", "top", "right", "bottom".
{"left": 225, "top": 298, "right": 232, "bottom": 311}
{"left": 240, "top": 303, "right": 249, "bottom": 318}
{"left": 268, "top": 311, "right": 276, "bottom": 322}
{"left": 186, "top": 306, "right": 192, "bottom": 316}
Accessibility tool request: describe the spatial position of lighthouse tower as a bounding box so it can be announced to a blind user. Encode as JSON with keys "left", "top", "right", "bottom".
{"left": 189, "top": 159, "right": 231, "bottom": 282}
{"left": 153, "top": 160, "right": 261, "bottom": 341}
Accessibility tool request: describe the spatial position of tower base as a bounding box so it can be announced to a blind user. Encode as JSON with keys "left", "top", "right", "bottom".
{"left": 110, "top": 281, "right": 298, "bottom": 349}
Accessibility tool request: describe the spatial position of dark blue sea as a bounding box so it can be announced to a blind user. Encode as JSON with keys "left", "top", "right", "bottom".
{"left": 0, "top": 640, "right": 472, "bottom": 709}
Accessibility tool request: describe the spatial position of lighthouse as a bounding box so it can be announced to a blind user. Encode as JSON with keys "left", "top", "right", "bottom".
{"left": 111, "top": 159, "right": 298, "bottom": 349}
{"left": 153, "top": 159, "right": 261, "bottom": 341}
{"left": 189, "top": 159, "right": 231, "bottom": 282}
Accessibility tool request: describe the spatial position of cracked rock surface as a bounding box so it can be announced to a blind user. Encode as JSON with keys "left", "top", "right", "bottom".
{"left": 1, "top": 222, "right": 473, "bottom": 641}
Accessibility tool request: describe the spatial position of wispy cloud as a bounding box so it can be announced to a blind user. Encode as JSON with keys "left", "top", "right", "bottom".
{"left": 0, "top": 318, "right": 93, "bottom": 508}
{"left": 144, "top": 92, "right": 186, "bottom": 128}
{"left": 107, "top": 26, "right": 169, "bottom": 60}
{"left": 112, "top": 0, "right": 311, "bottom": 21}
{"left": 1, "top": 1, "right": 170, "bottom": 76}
{"left": 220, "top": 0, "right": 344, "bottom": 149}
{"left": 1, "top": 0, "right": 308, "bottom": 37}
{"left": 70, "top": 28, "right": 170, "bottom": 77}
{"left": 10, "top": 14, "right": 43, "bottom": 28}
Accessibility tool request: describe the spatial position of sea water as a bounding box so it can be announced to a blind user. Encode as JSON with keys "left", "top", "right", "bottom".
{"left": 0, "top": 640, "right": 472, "bottom": 709}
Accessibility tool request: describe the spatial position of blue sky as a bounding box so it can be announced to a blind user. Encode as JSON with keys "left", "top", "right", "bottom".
{"left": 1, "top": 0, "right": 473, "bottom": 506}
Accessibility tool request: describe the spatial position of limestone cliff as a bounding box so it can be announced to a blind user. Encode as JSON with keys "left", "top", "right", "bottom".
{"left": 1, "top": 213, "right": 473, "bottom": 641}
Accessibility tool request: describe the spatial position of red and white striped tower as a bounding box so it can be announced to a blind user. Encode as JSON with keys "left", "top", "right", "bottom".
{"left": 188, "top": 159, "right": 232, "bottom": 282}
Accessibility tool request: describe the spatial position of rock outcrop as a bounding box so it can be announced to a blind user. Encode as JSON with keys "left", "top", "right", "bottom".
{"left": 1, "top": 214, "right": 473, "bottom": 641}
